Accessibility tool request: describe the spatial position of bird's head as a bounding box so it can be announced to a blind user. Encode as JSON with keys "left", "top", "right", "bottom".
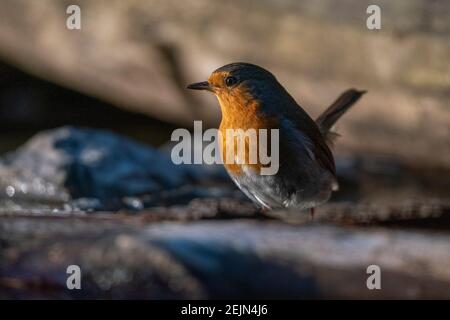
{"left": 187, "top": 62, "right": 287, "bottom": 117}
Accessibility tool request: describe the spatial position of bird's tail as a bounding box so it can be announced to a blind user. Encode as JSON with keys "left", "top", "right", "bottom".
{"left": 315, "top": 88, "right": 366, "bottom": 145}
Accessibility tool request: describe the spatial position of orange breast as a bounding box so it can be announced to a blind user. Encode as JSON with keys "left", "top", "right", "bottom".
{"left": 217, "top": 90, "right": 278, "bottom": 175}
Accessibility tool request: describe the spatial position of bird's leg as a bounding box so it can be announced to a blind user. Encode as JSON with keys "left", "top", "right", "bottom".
{"left": 310, "top": 207, "right": 315, "bottom": 220}
{"left": 256, "top": 206, "right": 272, "bottom": 220}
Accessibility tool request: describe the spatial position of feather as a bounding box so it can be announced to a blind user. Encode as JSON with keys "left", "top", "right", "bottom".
{"left": 316, "top": 89, "right": 366, "bottom": 144}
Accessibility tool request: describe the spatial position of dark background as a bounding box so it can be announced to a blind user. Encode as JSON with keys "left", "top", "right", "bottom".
{"left": 0, "top": 61, "right": 175, "bottom": 154}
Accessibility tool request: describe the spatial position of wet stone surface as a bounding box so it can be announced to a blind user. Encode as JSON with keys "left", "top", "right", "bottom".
{"left": 1, "top": 127, "right": 450, "bottom": 299}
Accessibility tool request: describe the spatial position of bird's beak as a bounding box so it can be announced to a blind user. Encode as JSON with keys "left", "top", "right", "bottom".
{"left": 187, "top": 81, "right": 213, "bottom": 92}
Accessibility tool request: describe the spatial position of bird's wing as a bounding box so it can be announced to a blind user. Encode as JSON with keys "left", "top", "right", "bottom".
{"left": 285, "top": 105, "right": 336, "bottom": 177}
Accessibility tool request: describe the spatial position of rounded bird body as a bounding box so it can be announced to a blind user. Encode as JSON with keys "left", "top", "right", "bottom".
{"left": 188, "top": 62, "right": 365, "bottom": 213}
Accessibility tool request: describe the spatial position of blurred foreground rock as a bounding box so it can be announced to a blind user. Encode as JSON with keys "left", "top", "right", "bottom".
{"left": 1, "top": 215, "right": 450, "bottom": 299}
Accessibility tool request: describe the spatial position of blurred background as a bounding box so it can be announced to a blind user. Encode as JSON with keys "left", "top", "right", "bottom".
{"left": 0, "top": 0, "right": 448, "bottom": 166}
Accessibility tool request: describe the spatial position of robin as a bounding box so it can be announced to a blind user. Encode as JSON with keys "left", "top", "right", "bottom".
{"left": 187, "top": 62, "right": 365, "bottom": 216}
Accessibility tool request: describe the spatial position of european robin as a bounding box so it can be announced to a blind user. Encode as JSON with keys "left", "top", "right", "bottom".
{"left": 187, "top": 62, "right": 365, "bottom": 216}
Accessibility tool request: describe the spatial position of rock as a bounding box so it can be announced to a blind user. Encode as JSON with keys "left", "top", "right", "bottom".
{"left": 1, "top": 125, "right": 450, "bottom": 299}
{"left": 1, "top": 216, "right": 450, "bottom": 299}
{"left": 2, "top": 126, "right": 450, "bottom": 213}
{"left": 0, "top": 126, "right": 230, "bottom": 212}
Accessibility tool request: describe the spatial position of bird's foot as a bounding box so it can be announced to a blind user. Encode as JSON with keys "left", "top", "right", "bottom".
{"left": 255, "top": 207, "right": 275, "bottom": 220}
{"left": 310, "top": 207, "right": 315, "bottom": 220}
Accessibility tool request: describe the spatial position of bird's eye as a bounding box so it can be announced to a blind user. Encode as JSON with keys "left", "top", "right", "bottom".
{"left": 225, "top": 76, "right": 237, "bottom": 87}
